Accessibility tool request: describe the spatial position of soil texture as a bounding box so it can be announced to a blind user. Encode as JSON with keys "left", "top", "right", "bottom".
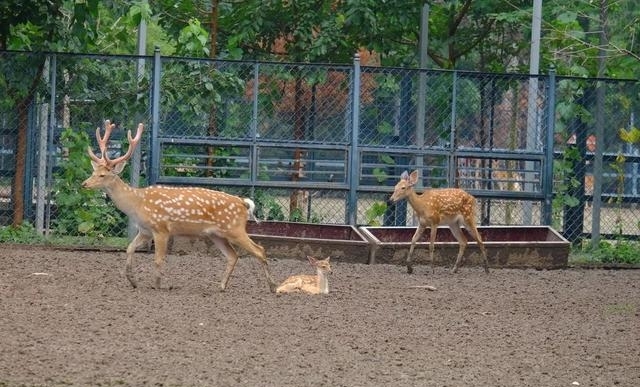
{"left": 1, "top": 245, "right": 639, "bottom": 387}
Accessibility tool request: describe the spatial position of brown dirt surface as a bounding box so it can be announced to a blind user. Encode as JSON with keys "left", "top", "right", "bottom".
{"left": 1, "top": 244, "right": 639, "bottom": 387}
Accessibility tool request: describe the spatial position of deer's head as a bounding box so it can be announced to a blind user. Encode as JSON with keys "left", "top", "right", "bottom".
{"left": 308, "top": 256, "right": 332, "bottom": 273}
{"left": 82, "top": 120, "right": 143, "bottom": 190}
{"left": 389, "top": 170, "right": 419, "bottom": 203}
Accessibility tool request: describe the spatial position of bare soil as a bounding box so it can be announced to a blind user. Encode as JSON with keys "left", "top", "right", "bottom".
{"left": 1, "top": 244, "right": 639, "bottom": 387}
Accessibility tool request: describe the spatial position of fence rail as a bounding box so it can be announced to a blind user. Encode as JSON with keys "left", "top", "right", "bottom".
{"left": 0, "top": 49, "right": 639, "bottom": 246}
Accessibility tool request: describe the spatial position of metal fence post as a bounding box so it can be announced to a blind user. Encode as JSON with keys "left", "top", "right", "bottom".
{"left": 24, "top": 97, "right": 36, "bottom": 223}
{"left": 44, "top": 54, "right": 57, "bottom": 234}
{"left": 128, "top": 28, "right": 147, "bottom": 238}
{"left": 149, "top": 47, "right": 161, "bottom": 184}
{"left": 542, "top": 67, "right": 556, "bottom": 225}
{"left": 448, "top": 71, "right": 458, "bottom": 186}
{"left": 250, "top": 61, "right": 260, "bottom": 194}
{"left": 347, "top": 53, "right": 361, "bottom": 225}
{"left": 36, "top": 55, "right": 56, "bottom": 235}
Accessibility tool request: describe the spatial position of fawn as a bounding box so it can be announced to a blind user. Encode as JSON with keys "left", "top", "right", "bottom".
{"left": 389, "top": 170, "right": 489, "bottom": 274}
{"left": 81, "top": 120, "right": 277, "bottom": 292}
{"left": 276, "top": 256, "right": 332, "bottom": 294}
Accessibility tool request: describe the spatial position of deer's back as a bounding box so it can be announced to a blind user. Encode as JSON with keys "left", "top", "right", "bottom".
{"left": 276, "top": 274, "right": 320, "bottom": 294}
{"left": 417, "top": 188, "right": 476, "bottom": 215}
{"left": 133, "top": 186, "right": 248, "bottom": 234}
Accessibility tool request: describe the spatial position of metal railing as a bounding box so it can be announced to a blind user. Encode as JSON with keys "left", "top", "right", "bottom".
{"left": 0, "top": 49, "right": 638, "bottom": 246}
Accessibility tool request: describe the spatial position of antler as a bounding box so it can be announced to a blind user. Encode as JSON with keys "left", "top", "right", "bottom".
{"left": 87, "top": 120, "right": 143, "bottom": 168}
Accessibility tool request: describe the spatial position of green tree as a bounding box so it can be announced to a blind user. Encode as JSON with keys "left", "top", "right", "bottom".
{"left": 0, "top": 0, "right": 151, "bottom": 227}
{"left": 542, "top": 0, "right": 640, "bottom": 77}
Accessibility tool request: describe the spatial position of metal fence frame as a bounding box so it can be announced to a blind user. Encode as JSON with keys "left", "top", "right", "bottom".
{"left": 145, "top": 50, "right": 554, "bottom": 223}
{"left": 1, "top": 49, "right": 639, "bottom": 245}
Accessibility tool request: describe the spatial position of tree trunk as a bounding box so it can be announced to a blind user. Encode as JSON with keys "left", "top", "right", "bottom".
{"left": 12, "top": 101, "right": 28, "bottom": 227}
{"left": 8, "top": 55, "right": 46, "bottom": 227}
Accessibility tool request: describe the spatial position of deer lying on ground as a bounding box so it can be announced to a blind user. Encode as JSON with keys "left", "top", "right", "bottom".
{"left": 389, "top": 170, "right": 489, "bottom": 274}
{"left": 81, "top": 120, "right": 277, "bottom": 292}
{"left": 276, "top": 256, "right": 332, "bottom": 294}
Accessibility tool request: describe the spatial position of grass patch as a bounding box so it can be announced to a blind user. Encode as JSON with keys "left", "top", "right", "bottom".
{"left": 570, "top": 239, "right": 640, "bottom": 265}
{"left": 603, "top": 303, "right": 637, "bottom": 316}
{"left": 0, "top": 223, "right": 129, "bottom": 249}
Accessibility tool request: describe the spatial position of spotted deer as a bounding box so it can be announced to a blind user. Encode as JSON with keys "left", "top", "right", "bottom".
{"left": 81, "top": 120, "right": 277, "bottom": 292}
{"left": 276, "top": 256, "right": 331, "bottom": 295}
{"left": 389, "top": 170, "right": 489, "bottom": 274}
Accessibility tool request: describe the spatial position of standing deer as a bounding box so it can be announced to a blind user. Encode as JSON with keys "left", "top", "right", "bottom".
{"left": 389, "top": 170, "right": 489, "bottom": 274}
{"left": 81, "top": 120, "right": 277, "bottom": 292}
{"left": 276, "top": 256, "right": 332, "bottom": 295}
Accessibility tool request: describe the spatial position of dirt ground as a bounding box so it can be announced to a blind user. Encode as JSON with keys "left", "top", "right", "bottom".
{"left": 1, "top": 244, "right": 639, "bottom": 387}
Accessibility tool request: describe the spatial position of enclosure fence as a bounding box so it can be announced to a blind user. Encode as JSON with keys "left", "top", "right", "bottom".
{"left": 1, "top": 49, "right": 639, "bottom": 247}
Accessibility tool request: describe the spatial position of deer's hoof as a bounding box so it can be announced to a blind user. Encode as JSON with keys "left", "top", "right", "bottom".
{"left": 406, "top": 266, "right": 414, "bottom": 274}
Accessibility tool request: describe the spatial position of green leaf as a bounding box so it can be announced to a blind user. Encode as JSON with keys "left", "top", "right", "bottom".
{"left": 78, "top": 221, "right": 94, "bottom": 235}
{"left": 564, "top": 195, "right": 580, "bottom": 207}
{"left": 556, "top": 11, "right": 578, "bottom": 24}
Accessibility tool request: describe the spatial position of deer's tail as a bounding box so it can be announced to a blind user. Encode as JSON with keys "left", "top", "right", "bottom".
{"left": 243, "top": 198, "right": 260, "bottom": 223}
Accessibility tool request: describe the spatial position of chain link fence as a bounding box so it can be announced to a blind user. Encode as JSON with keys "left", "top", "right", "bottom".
{"left": 554, "top": 78, "right": 640, "bottom": 242}
{"left": 1, "top": 50, "right": 638, "bottom": 247}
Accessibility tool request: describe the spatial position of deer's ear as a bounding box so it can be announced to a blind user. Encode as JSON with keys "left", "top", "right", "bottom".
{"left": 307, "top": 256, "right": 317, "bottom": 265}
{"left": 409, "top": 170, "right": 419, "bottom": 185}
{"left": 90, "top": 159, "right": 101, "bottom": 171}
{"left": 112, "top": 161, "right": 127, "bottom": 175}
{"left": 401, "top": 171, "right": 410, "bottom": 181}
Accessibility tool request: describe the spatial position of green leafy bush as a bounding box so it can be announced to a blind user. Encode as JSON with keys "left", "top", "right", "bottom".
{"left": 574, "top": 239, "right": 640, "bottom": 265}
{"left": 365, "top": 201, "right": 387, "bottom": 226}
{"left": 590, "top": 240, "right": 640, "bottom": 264}
{"left": 0, "top": 222, "right": 45, "bottom": 244}
{"left": 253, "top": 190, "right": 285, "bottom": 221}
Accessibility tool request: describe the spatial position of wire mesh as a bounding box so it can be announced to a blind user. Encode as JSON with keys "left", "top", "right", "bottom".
{"left": 1, "top": 50, "right": 639, "bottom": 248}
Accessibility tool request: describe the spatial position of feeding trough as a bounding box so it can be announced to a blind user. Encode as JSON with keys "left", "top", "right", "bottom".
{"left": 359, "top": 226, "right": 570, "bottom": 270}
{"left": 246, "top": 221, "right": 370, "bottom": 264}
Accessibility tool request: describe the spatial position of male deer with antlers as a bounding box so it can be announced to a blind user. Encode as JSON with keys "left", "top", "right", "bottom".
{"left": 81, "top": 120, "right": 277, "bottom": 292}
{"left": 389, "top": 170, "right": 489, "bottom": 274}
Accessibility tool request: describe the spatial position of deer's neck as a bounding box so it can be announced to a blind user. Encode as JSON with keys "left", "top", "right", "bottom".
{"left": 317, "top": 269, "right": 329, "bottom": 294}
{"left": 406, "top": 189, "right": 424, "bottom": 211}
{"left": 102, "top": 177, "right": 142, "bottom": 217}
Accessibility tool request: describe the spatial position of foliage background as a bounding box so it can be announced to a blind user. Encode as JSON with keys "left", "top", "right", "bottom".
{"left": 1, "top": 0, "right": 639, "bottom": 264}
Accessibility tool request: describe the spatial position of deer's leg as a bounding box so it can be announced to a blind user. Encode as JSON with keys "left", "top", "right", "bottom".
{"left": 407, "top": 225, "right": 426, "bottom": 274}
{"left": 210, "top": 236, "right": 240, "bottom": 292}
{"left": 428, "top": 226, "right": 438, "bottom": 274}
{"left": 230, "top": 234, "right": 277, "bottom": 293}
{"left": 125, "top": 231, "right": 153, "bottom": 288}
{"left": 466, "top": 222, "right": 489, "bottom": 273}
{"left": 449, "top": 222, "right": 468, "bottom": 273}
{"left": 151, "top": 232, "right": 170, "bottom": 289}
